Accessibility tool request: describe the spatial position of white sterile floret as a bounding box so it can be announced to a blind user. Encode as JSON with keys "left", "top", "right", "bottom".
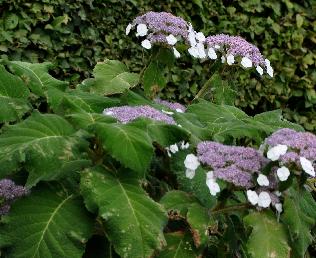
{"left": 247, "top": 190, "right": 259, "bottom": 205}
{"left": 226, "top": 54, "right": 235, "bottom": 65}
{"left": 274, "top": 191, "right": 282, "bottom": 197}
{"left": 141, "top": 39, "right": 152, "bottom": 49}
{"left": 241, "top": 57, "right": 252, "bottom": 68}
{"left": 197, "top": 43, "right": 206, "bottom": 58}
{"left": 161, "top": 109, "right": 174, "bottom": 115}
{"left": 265, "top": 58, "right": 271, "bottom": 67}
{"left": 185, "top": 168, "right": 195, "bottom": 179}
{"left": 214, "top": 44, "right": 220, "bottom": 49}
{"left": 173, "top": 47, "right": 181, "bottom": 58}
{"left": 256, "top": 66, "right": 263, "bottom": 75}
{"left": 277, "top": 166, "right": 290, "bottom": 181}
{"left": 188, "top": 47, "right": 199, "bottom": 58}
{"left": 206, "top": 171, "right": 220, "bottom": 196}
{"left": 180, "top": 141, "right": 190, "bottom": 150}
{"left": 221, "top": 56, "right": 226, "bottom": 63}
{"left": 166, "top": 34, "right": 178, "bottom": 45}
{"left": 136, "top": 24, "right": 148, "bottom": 37}
{"left": 275, "top": 203, "right": 283, "bottom": 213}
{"left": 165, "top": 147, "right": 171, "bottom": 157}
{"left": 169, "top": 144, "right": 179, "bottom": 154}
{"left": 103, "top": 110, "right": 114, "bottom": 116}
{"left": 208, "top": 48, "right": 217, "bottom": 59}
{"left": 257, "top": 174, "right": 269, "bottom": 186}
{"left": 258, "top": 191, "right": 271, "bottom": 208}
{"left": 267, "top": 66, "right": 274, "bottom": 77}
{"left": 267, "top": 144, "right": 288, "bottom": 161}
{"left": 175, "top": 108, "right": 184, "bottom": 113}
{"left": 300, "top": 157, "right": 315, "bottom": 177}
{"left": 126, "top": 23, "right": 132, "bottom": 35}
{"left": 177, "top": 124, "right": 182, "bottom": 127}
{"left": 188, "top": 24, "right": 197, "bottom": 46}
{"left": 184, "top": 154, "right": 200, "bottom": 170}
{"left": 196, "top": 32, "right": 206, "bottom": 42}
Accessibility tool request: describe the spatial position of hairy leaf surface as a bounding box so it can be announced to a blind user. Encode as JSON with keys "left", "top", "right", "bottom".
{"left": 80, "top": 167, "right": 167, "bottom": 258}
{"left": 0, "top": 184, "right": 93, "bottom": 258}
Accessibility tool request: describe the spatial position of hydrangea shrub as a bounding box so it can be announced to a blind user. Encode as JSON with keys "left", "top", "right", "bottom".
{"left": 0, "top": 11, "right": 315, "bottom": 258}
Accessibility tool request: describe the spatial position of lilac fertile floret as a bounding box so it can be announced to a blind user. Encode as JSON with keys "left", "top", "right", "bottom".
{"left": 205, "top": 34, "right": 265, "bottom": 66}
{"left": 0, "top": 179, "right": 29, "bottom": 215}
{"left": 103, "top": 105, "right": 176, "bottom": 124}
{"left": 154, "top": 99, "right": 186, "bottom": 112}
{"left": 197, "top": 141, "right": 267, "bottom": 188}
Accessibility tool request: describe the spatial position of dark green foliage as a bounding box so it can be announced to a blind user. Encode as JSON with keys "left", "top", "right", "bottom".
{"left": 0, "top": 0, "right": 315, "bottom": 131}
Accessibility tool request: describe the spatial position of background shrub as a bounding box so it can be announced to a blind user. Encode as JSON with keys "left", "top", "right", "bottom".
{"left": 0, "top": 0, "right": 315, "bottom": 131}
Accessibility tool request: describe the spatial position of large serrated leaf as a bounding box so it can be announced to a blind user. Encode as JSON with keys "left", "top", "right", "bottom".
{"left": 244, "top": 212, "right": 291, "bottom": 258}
{"left": 8, "top": 61, "right": 68, "bottom": 96}
{"left": 0, "top": 65, "right": 31, "bottom": 123}
{"left": 143, "top": 60, "right": 166, "bottom": 96}
{"left": 0, "top": 184, "right": 94, "bottom": 258}
{"left": 0, "top": 112, "right": 90, "bottom": 186}
{"left": 80, "top": 167, "right": 167, "bottom": 258}
{"left": 282, "top": 186, "right": 316, "bottom": 257}
{"left": 157, "top": 232, "right": 199, "bottom": 258}
{"left": 91, "top": 121, "right": 154, "bottom": 177}
{"left": 79, "top": 60, "right": 139, "bottom": 96}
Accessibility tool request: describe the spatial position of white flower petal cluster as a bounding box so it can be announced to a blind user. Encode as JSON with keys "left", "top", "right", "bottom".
{"left": 265, "top": 59, "right": 274, "bottom": 77}
{"left": 126, "top": 23, "right": 132, "bottom": 35}
{"left": 226, "top": 54, "right": 235, "bottom": 65}
{"left": 136, "top": 24, "right": 148, "bottom": 37}
{"left": 141, "top": 39, "right": 152, "bottom": 49}
{"left": 184, "top": 154, "right": 200, "bottom": 179}
{"left": 206, "top": 171, "right": 220, "bottom": 196}
{"left": 257, "top": 174, "right": 269, "bottom": 186}
{"left": 173, "top": 47, "right": 181, "bottom": 58}
{"left": 166, "top": 34, "right": 178, "bottom": 45}
{"left": 161, "top": 109, "right": 174, "bottom": 115}
{"left": 300, "top": 157, "right": 315, "bottom": 177}
{"left": 277, "top": 166, "right": 290, "bottom": 181}
{"left": 180, "top": 141, "right": 190, "bottom": 150}
{"left": 256, "top": 66, "right": 263, "bottom": 75}
{"left": 246, "top": 190, "right": 271, "bottom": 208}
{"left": 241, "top": 57, "right": 252, "bottom": 68}
{"left": 267, "top": 144, "right": 288, "bottom": 161}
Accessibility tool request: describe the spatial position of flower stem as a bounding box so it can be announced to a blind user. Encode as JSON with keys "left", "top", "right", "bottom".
{"left": 210, "top": 203, "right": 251, "bottom": 215}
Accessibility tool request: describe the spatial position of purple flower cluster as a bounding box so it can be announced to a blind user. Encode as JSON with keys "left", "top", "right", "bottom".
{"left": 154, "top": 99, "right": 186, "bottom": 112}
{"left": 103, "top": 105, "right": 176, "bottom": 124}
{"left": 197, "top": 141, "right": 268, "bottom": 188}
{"left": 0, "top": 179, "right": 29, "bottom": 215}
{"left": 205, "top": 34, "right": 265, "bottom": 66}
{"left": 132, "top": 11, "right": 190, "bottom": 41}
{"left": 264, "top": 128, "right": 316, "bottom": 169}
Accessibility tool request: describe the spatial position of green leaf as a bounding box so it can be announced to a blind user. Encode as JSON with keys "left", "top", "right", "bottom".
{"left": 210, "top": 73, "right": 236, "bottom": 105}
{"left": 66, "top": 112, "right": 116, "bottom": 129}
{"left": 0, "top": 65, "right": 31, "bottom": 123}
{"left": 80, "top": 167, "right": 167, "bottom": 258}
{"left": 157, "top": 232, "right": 199, "bottom": 258}
{"left": 8, "top": 61, "right": 68, "bottom": 96}
{"left": 0, "top": 184, "right": 94, "bottom": 258}
{"left": 143, "top": 61, "right": 166, "bottom": 96}
{"left": 244, "top": 212, "right": 291, "bottom": 258}
{"left": 91, "top": 122, "right": 154, "bottom": 177}
{"left": 0, "top": 112, "right": 90, "bottom": 187}
{"left": 282, "top": 186, "right": 316, "bottom": 257}
{"left": 80, "top": 60, "right": 139, "bottom": 96}
{"left": 4, "top": 13, "right": 19, "bottom": 30}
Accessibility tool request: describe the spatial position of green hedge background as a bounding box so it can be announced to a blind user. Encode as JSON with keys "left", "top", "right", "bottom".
{"left": 0, "top": 0, "right": 315, "bottom": 131}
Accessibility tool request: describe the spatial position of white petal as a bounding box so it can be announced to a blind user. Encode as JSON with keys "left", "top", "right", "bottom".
{"left": 165, "top": 147, "right": 171, "bottom": 157}
{"left": 196, "top": 32, "right": 205, "bottom": 42}
{"left": 175, "top": 108, "right": 183, "bottom": 113}
{"left": 136, "top": 24, "right": 148, "bottom": 37}
{"left": 267, "top": 144, "right": 288, "bottom": 161}
{"left": 185, "top": 168, "right": 195, "bottom": 179}
{"left": 177, "top": 124, "right": 182, "bottom": 127}
{"left": 277, "top": 166, "right": 290, "bottom": 181}
{"left": 126, "top": 23, "right": 132, "bottom": 35}
{"left": 247, "top": 190, "right": 259, "bottom": 205}
{"left": 104, "top": 111, "right": 113, "bottom": 116}
{"left": 241, "top": 57, "right": 252, "bottom": 68}
{"left": 265, "top": 58, "right": 271, "bottom": 66}
{"left": 257, "top": 174, "right": 269, "bottom": 186}
{"left": 166, "top": 34, "right": 178, "bottom": 45}
{"left": 173, "top": 47, "right": 181, "bottom": 58}
{"left": 196, "top": 43, "right": 206, "bottom": 58}
{"left": 208, "top": 48, "right": 217, "bottom": 59}
{"left": 188, "top": 24, "right": 197, "bottom": 46}
{"left": 214, "top": 44, "right": 220, "bottom": 49}
{"left": 206, "top": 171, "right": 214, "bottom": 180}
{"left": 226, "top": 54, "right": 235, "bottom": 65}
{"left": 300, "top": 157, "right": 315, "bottom": 176}
{"left": 184, "top": 154, "right": 200, "bottom": 170}
{"left": 206, "top": 174, "right": 220, "bottom": 196}
{"left": 258, "top": 192, "right": 271, "bottom": 208}
{"left": 267, "top": 66, "right": 274, "bottom": 77}
{"left": 180, "top": 141, "right": 190, "bottom": 150}
{"left": 188, "top": 47, "right": 199, "bottom": 58}
{"left": 221, "top": 56, "right": 226, "bottom": 63}
{"left": 169, "top": 144, "right": 179, "bottom": 154}
{"left": 256, "top": 66, "right": 263, "bottom": 75}
{"left": 141, "top": 39, "right": 152, "bottom": 49}
{"left": 275, "top": 203, "right": 283, "bottom": 213}
{"left": 162, "top": 109, "right": 174, "bottom": 115}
